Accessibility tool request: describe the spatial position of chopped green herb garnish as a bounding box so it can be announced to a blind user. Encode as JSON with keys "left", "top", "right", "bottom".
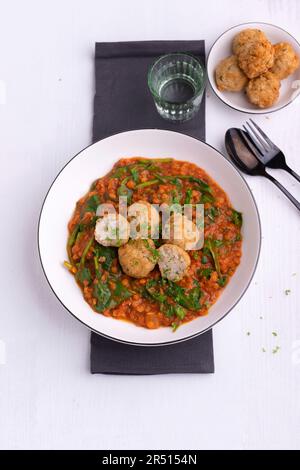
{"left": 143, "top": 240, "right": 160, "bottom": 262}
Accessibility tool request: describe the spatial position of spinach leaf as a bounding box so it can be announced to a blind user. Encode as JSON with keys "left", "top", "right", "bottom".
{"left": 111, "top": 166, "right": 128, "bottom": 178}
{"left": 205, "top": 206, "right": 219, "bottom": 221}
{"left": 201, "top": 255, "right": 208, "bottom": 264}
{"left": 173, "top": 304, "right": 186, "bottom": 320}
{"left": 130, "top": 167, "right": 139, "bottom": 183}
{"left": 95, "top": 245, "right": 116, "bottom": 271}
{"left": 171, "top": 189, "right": 182, "bottom": 205}
{"left": 205, "top": 238, "right": 221, "bottom": 276}
{"left": 68, "top": 224, "right": 80, "bottom": 248}
{"left": 79, "top": 237, "right": 94, "bottom": 267}
{"left": 76, "top": 267, "right": 92, "bottom": 284}
{"left": 184, "top": 188, "right": 192, "bottom": 204}
{"left": 145, "top": 279, "right": 167, "bottom": 303}
{"left": 94, "top": 282, "right": 111, "bottom": 312}
{"left": 112, "top": 281, "right": 132, "bottom": 303}
{"left": 135, "top": 179, "right": 160, "bottom": 189}
{"left": 117, "top": 177, "right": 133, "bottom": 203}
{"left": 187, "top": 286, "right": 202, "bottom": 310}
{"left": 200, "top": 268, "right": 213, "bottom": 280}
{"left": 181, "top": 176, "right": 212, "bottom": 194}
{"left": 162, "top": 303, "right": 186, "bottom": 319}
{"left": 166, "top": 281, "right": 201, "bottom": 311}
{"left": 85, "top": 195, "right": 100, "bottom": 213}
{"left": 171, "top": 322, "right": 180, "bottom": 332}
{"left": 218, "top": 275, "right": 227, "bottom": 287}
{"left": 160, "top": 175, "right": 211, "bottom": 193}
{"left": 231, "top": 209, "right": 243, "bottom": 227}
{"left": 200, "top": 193, "right": 215, "bottom": 204}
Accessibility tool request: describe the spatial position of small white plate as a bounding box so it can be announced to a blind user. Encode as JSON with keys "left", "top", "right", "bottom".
{"left": 38, "top": 129, "right": 261, "bottom": 346}
{"left": 207, "top": 22, "right": 300, "bottom": 114}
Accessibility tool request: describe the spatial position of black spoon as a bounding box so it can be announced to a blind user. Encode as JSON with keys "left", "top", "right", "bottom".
{"left": 225, "top": 128, "right": 300, "bottom": 212}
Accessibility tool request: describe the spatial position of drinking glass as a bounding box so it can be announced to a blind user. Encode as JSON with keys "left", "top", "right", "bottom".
{"left": 148, "top": 53, "right": 206, "bottom": 122}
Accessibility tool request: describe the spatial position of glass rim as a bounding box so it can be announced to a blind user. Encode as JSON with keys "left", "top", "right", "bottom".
{"left": 147, "top": 52, "right": 207, "bottom": 106}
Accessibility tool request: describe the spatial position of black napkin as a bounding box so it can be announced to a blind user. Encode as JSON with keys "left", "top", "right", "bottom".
{"left": 91, "top": 40, "right": 214, "bottom": 374}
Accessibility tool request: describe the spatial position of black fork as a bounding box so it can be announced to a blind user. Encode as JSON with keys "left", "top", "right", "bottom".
{"left": 243, "top": 118, "right": 300, "bottom": 183}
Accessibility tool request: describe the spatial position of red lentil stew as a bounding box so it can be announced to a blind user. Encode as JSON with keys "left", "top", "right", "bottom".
{"left": 65, "top": 157, "right": 242, "bottom": 330}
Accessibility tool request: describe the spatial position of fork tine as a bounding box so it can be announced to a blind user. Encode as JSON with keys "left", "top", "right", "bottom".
{"left": 249, "top": 118, "right": 277, "bottom": 150}
{"left": 245, "top": 121, "right": 269, "bottom": 152}
{"left": 242, "top": 125, "right": 264, "bottom": 156}
{"left": 240, "top": 129, "right": 263, "bottom": 159}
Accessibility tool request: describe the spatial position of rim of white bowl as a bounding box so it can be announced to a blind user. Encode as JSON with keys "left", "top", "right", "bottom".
{"left": 38, "top": 129, "right": 262, "bottom": 347}
{"left": 207, "top": 21, "right": 300, "bottom": 115}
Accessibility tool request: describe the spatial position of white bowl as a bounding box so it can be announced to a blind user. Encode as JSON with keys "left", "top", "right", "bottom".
{"left": 38, "top": 129, "right": 261, "bottom": 346}
{"left": 207, "top": 22, "right": 300, "bottom": 114}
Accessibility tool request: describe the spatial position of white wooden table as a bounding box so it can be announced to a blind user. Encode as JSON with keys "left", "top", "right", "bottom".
{"left": 0, "top": 0, "right": 299, "bottom": 450}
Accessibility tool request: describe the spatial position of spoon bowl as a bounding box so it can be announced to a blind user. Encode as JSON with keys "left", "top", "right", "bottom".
{"left": 225, "top": 128, "right": 300, "bottom": 212}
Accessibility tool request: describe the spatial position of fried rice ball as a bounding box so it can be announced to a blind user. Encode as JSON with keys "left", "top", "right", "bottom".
{"left": 158, "top": 244, "right": 191, "bottom": 282}
{"left": 94, "top": 213, "right": 130, "bottom": 247}
{"left": 162, "top": 213, "right": 202, "bottom": 251}
{"left": 215, "top": 55, "right": 248, "bottom": 92}
{"left": 270, "top": 42, "right": 300, "bottom": 79}
{"left": 128, "top": 200, "right": 159, "bottom": 239}
{"left": 232, "top": 28, "right": 269, "bottom": 55}
{"left": 237, "top": 39, "right": 274, "bottom": 79}
{"left": 118, "top": 239, "right": 157, "bottom": 278}
{"left": 246, "top": 72, "right": 281, "bottom": 108}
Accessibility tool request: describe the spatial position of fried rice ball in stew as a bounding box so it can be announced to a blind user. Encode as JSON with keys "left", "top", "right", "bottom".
{"left": 163, "top": 213, "right": 202, "bottom": 251}
{"left": 118, "top": 239, "right": 157, "bottom": 279}
{"left": 270, "top": 42, "right": 300, "bottom": 79}
{"left": 246, "top": 71, "right": 280, "bottom": 108}
{"left": 232, "top": 28, "right": 269, "bottom": 55}
{"left": 128, "top": 200, "right": 159, "bottom": 239}
{"left": 237, "top": 39, "right": 274, "bottom": 79}
{"left": 158, "top": 244, "right": 191, "bottom": 282}
{"left": 94, "top": 213, "right": 130, "bottom": 247}
{"left": 215, "top": 55, "right": 248, "bottom": 92}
